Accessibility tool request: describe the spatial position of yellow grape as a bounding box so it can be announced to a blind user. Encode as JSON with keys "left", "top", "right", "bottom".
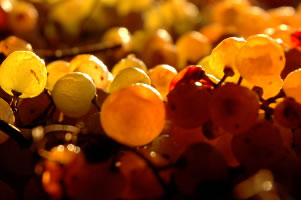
{"left": 101, "top": 83, "right": 165, "bottom": 146}
{"left": 46, "top": 60, "right": 72, "bottom": 91}
{"left": 70, "top": 54, "right": 109, "bottom": 89}
{"left": 52, "top": 72, "right": 96, "bottom": 118}
{"left": 209, "top": 37, "right": 246, "bottom": 81}
{"left": 236, "top": 34, "right": 285, "bottom": 86}
{"left": 264, "top": 24, "right": 295, "bottom": 49}
{"left": 109, "top": 67, "right": 151, "bottom": 93}
{"left": 0, "top": 51, "right": 47, "bottom": 98}
{"left": 176, "top": 31, "right": 211, "bottom": 70}
{"left": 283, "top": 68, "right": 301, "bottom": 103}
{"left": 0, "top": 97, "right": 15, "bottom": 144}
{"left": 0, "top": 36, "right": 32, "bottom": 56}
{"left": 49, "top": 0, "right": 95, "bottom": 35}
{"left": 147, "top": 64, "right": 177, "bottom": 99}
{"left": 102, "top": 27, "right": 131, "bottom": 46}
{"left": 112, "top": 54, "right": 147, "bottom": 77}
{"left": 8, "top": 1, "right": 38, "bottom": 33}
{"left": 241, "top": 76, "right": 283, "bottom": 99}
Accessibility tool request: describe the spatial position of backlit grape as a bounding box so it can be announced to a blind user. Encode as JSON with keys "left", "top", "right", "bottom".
{"left": 209, "top": 83, "right": 259, "bottom": 134}
{"left": 111, "top": 54, "right": 147, "bottom": 77}
{"left": 8, "top": 1, "right": 38, "bottom": 33}
{"left": 0, "top": 36, "right": 32, "bottom": 56}
{"left": 209, "top": 37, "right": 246, "bottom": 81}
{"left": 70, "top": 54, "right": 109, "bottom": 89}
{"left": 236, "top": 34, "right": 286, "bottom": 86}
{"left": 46, "top": 60, "right": 71, "bottom": 91}
{"left": 176, "top": 31, "right": 211, "bottom": 69}
{"left": 0, "top": 51, "right": 47, "bottom": 98}
{"left": 148, "top": 64, "right": 177, "bottom": 99}
{"left": 109, "top": 67, "right": 151, "bottom": 93}
{"left": 283, "top": 68, "right": 301, "bottom": 103}
{"left": 101, "top": 83, "right": 165, "bottom": 146}
{"left": 52, "top": 72, "right": 96, "bottom": 118}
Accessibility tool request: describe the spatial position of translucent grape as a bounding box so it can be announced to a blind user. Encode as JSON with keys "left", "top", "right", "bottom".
{"left": 70, "top": 54, "right": 109, "bottom": 89}
{"left": 0, "top": 36, "right": 32, "bottom": 56}
{"left": 176, "top": 31, "right": 211, "bottom": 69}
{"left": 46, "top": 60, "right": 71, "bottom": 91}
{"left": 111, "top": 54, "right": 147, "bottom": 77}
{"left": 283, "top": 68, "right": 301, "bottom": 103}
{"left": 167, "top": 83, "right": 211, "bottom": 129}
{"left": 147, "top": 64, "right": 177, "bottom": 99}
{"left": 101, "top": 83, "right": 165, "bottom": 146}
{"left": 235, "top": 34, "right": 286, "bottom": 86}
{"left": 8, "top": 1, "right": 38, "bottom": 33}
{"left": 142, "top": 42, "right": 178, "bottom": 69}
{"left": 52, "top": 72, "right": 96, "bottom": 118}
{"left": 0, "top": 97, "right": 15, "bottom": 144}
{"left": 101, "top": 27, "right": 131, "bottom": 46}
{"left": 109, "top": 67, "right": 151, "bottom": 93}
{"left": 0, "top": 51, "right": 47, "bottom": 98}
{"left": 274, "top": 97, "right": 301, "bottom": 128}
{"left": 209, "top": 37, "right": 246, "bottom": 81}
{"left": 209, "top": 83, "right": 259, "bottom": 134}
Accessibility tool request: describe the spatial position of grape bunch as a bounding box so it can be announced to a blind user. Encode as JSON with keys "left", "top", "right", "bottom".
{"left": 1, "top": 0, "right": 301, "bottom": 200}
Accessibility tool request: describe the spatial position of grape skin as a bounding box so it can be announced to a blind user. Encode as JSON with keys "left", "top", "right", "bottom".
{"left": 101, "top": 83, "right": 165, "bottom": 147}
{"left": 0, "top": 51, "right": 47, "bottom": 98}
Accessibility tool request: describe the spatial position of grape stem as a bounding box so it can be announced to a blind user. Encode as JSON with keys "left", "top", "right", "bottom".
{"left": 35, "top": 43, "right": 122, "bottom": 61}
{"left": 216, "top": 67, "right": 235, "bottom": 87}
{"left": 0, "top": 119, "right": 31, "bottom": 148}
{"left": 10, "top": 90, "right": 21, "bottom": 114}
{"left": 259, "top": 89, "right": 285, "bottom": 120}
{"left": 237, "top": 76, "right": 243, "bottom": 85}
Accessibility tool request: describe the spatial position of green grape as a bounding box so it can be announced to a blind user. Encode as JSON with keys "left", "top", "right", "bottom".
{"left": 8, "top": 1, "right": 38, "bottom": 33}
{"left": 52, "top": 72, "right": 96, "bottom": 118}
{"left": 167, "top": 83, "right": 211, "bottom": 129}
{"left": 176, "top": 31, "right": 212, "bottom": 70}
{"left": 0, "top": 51, "right": 47, "bottom": 98}
{"left": 115, "top": 0, "right": 153, "bottom": 16}
{"left": 109, "top": 67, "right": 151, "bottom": 93}
{"left": 283, "top": 68, "right": 301, "bottom": 103}
{"left": 209, "top": 83, "right": 259, "bottom": 135}
{"left": 102, "top": 27, "right": 131, "bottom": 46}
{"left": 112, "top": 54, "right": 147, "bottom": 77}
{"left": 235, "top": 34, "right": 285, "bottom": 86}
{"left": 209, "top": 37, "right": 246, "bottom": 82}
{"left": 147, "top": 64, "right": 177, "bottom": 99}
{"left": 274, "top": 97, "right": 301, "bottom": 128}
{"left": 0, "top": 97, "right": 15, "bottom": 144}
{"left": 232, "top": 120, "right": 284, "bottom": 170}
{"left": 101, "top": 83, "right": 165, "bottom": 146}
{"left": 46, "top": 60, "right": 72, "bottom": 91}
{"left": 0, "top": 36, "right": 32, "bottom": 56}
{"left": 70, "top": 54, "right": 110, "bottom": 89}
{"left": 49, "top": 0, "right": 95, "bottom": 35}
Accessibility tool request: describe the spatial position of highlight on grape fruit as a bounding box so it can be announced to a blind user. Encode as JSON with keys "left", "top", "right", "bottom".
{"left": 0, "top": 50, "right": 47, "bottom": 98}
{"left": 1, "top": 0, "right": 301, "bottom": 200}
